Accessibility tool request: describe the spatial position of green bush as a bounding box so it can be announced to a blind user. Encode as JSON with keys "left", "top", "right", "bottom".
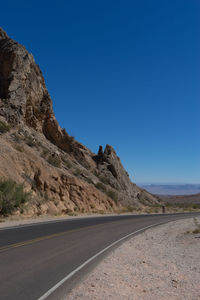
{"left": 0, "top": 178, "right": 31, "bottom": 216}
{"left": 0, "top": 121, "right": 10, "bottom": 133}
{"left": 47, "top": 156, "right": 61, "bottom": 168}
{"left": 106, "top": 190, "right": 118, "bottom": 204}
{"left": 95, "top": 182, "right": 106, "bottom": 192}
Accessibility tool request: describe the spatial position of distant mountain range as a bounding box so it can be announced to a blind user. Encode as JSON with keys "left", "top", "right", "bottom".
{"left": 139, "top": 184, "right": 200, "bottom": 195}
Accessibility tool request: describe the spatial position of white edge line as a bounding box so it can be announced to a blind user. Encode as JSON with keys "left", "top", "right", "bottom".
{"left": 38, "top": 221, "right": 165, "bottom": 300}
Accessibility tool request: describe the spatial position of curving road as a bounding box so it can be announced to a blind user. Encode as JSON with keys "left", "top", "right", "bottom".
{"left": 0, "top": 212, "right": 199, "bottom": 300}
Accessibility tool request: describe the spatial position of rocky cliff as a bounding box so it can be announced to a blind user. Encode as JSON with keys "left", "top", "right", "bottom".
{"left": 0, "top": 28, "right": 160, "bottom": 217}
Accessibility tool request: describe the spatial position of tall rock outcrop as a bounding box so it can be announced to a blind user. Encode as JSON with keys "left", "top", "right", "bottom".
{"left": 0, "top": 27, "right": 80, "bottom": 154}
{"left": 0, "top": 28, "right": 160, "bottom": 217}
{"left": 93, "top": 145, "right": 157, "bottom": 206}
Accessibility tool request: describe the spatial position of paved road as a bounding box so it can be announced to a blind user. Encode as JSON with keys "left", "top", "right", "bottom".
{"left": 0, "top": 212, "right": 199, "bottom": 300}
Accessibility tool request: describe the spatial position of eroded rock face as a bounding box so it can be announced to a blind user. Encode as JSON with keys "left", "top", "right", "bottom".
{"left": 0, "top": 28, "right": 160, "bottom": 216}
{"left": 0, "top": 28, "right": 8, "bottom": 39}
{"left": 0, "top": 138, "right": 116, "bottom": 216}
{"left": 94, "top": 145, "right": 130, "bottom": 187}
{"left": 0, "top": 28, "right": 77, "bottom": 154}
{"left": 93, "top": 145, "right": 145, "bottom": 205}
{"left": 0, "top": 32, "right": 49, "bottom": 127}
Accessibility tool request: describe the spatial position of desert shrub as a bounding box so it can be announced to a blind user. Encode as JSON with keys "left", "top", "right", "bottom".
{"left": 41, "top": 148, "right": 50, "bottom": 159}
{"left": 126, "top": 205, "right": 135, "bottom": 212}
{"left": 73, "top": 168, "right": 81, "bottom": 176}
{"left": 84, "top": 177, "right": 93, "bottom": 184}
{"left": 192, "top": 228, "right": 200, "bottom": 234}
{"left": 11, "top": 132, "right": 21, "bottom": 143}
{"left": 41, "top": 148, "right": 61, "bottom": 168}
{"left": 62, "top": 158, "right": 72, "bottom": 169}
{"left": 24, "top": 135, "right": 37, "bottom": 147}
{"left": 0, "top": 178, "right": 31, "bottom": 216}
{"left": 192, "top": 204, "right": 200, "bottom": 209}
{"left": 185, "top": 218, "right": 200, "bottom": 234}
{"left": 47, "top": 156, "right": 61, "bottom": 168}
{"left": 106, "top": 190, "right": 118, "bottom": 204}
{"left": 14, "top": 144, "right": 24, "bottom": 152}
{"left": 96, "top": 210, "right": 105, "bottom": 215}
{"left": 165, "top": 202, "right": 200, "bottom": 209}
{"left": 92, "top": 171, "right": 109, "bottom": 184}
{"left": 99, "top": 176, "right": 109, "bottom": 185}
{"left": 92, "top": 169, "right": 99, "bottom": 177}
{"left": 95, "top": 182, "right": 106, "bottom": 193}
{"left": 0, "top": 121, "right": 10, "bottom": 133}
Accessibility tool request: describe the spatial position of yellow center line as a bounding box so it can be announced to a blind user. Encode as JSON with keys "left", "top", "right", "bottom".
{"left": 0, "top": 220, "right": 123, "bottom": 253}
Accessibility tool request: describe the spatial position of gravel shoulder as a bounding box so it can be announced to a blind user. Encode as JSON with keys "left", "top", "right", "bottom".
{"left": 67, "top": 217, "right": 200, "bottom": 300}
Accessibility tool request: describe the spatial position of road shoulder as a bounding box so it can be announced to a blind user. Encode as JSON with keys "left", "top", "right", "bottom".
{"left": 67, "top": 217, "right": 200, "bottom": 300}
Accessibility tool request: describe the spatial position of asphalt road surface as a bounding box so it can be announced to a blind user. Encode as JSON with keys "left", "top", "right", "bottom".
{"left": 0, "top": 212, "right": 199, "bottom": 300}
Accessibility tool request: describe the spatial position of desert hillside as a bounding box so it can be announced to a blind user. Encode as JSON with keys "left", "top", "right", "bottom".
{"left": 0, "top": 28, "right": 160, "bottom": 217}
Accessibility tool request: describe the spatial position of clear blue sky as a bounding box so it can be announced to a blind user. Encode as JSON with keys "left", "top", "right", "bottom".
{"left": 1, "top": 0, "right": 200, "bottom": 184}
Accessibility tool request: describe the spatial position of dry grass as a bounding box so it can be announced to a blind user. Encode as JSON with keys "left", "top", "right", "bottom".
{"left": 185, "top": 218, "right": 200, "bottom": 235}
{"left": 0, "top": 120, "right": 10, "bottom": 133}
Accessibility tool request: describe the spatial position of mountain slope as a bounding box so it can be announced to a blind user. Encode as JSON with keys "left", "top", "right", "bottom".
{"left": 0, "top": 28, "right": 160, "bottom": 217}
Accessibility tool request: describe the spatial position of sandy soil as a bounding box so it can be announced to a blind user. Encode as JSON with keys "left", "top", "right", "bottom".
{"left": 67, "top": 217, "right": 200, "bottom": 300}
